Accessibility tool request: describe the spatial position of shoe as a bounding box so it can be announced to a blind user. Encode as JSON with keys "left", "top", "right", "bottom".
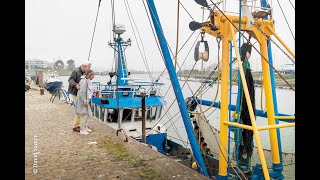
{"left": 73, "top": 126, "right": 80, "bottom": 132}
{"left": 80, "top": 130, "right": 89, "bottom": 135}
{"left": 86, "top": 127, "right": 92, "bottom": 133}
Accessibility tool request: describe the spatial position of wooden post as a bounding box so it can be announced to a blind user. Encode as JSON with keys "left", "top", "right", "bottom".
{"left": 40, "top": 88, "right": 44, "bottom": 95}
{"left": 141, "top": 92, "right": 146, "bottom": 143}
{"left": 37, "top": 70, "right": 44, "bottom": 87}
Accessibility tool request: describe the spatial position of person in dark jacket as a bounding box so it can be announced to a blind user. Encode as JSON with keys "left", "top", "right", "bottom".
{"left": 68, "top": 62, "right": 90, "bottom": 132}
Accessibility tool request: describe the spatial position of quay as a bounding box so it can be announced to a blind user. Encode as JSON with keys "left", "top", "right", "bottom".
{"left": 25, "top": 84, "right": 209, "bottom": 180}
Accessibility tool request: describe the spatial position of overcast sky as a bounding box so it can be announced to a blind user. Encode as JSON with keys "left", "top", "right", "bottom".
{"left": 25, "top": 0, "right": 295, "bottom": 72}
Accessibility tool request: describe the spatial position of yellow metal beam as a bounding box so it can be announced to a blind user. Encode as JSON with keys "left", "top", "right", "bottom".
{"left": 274, "top": 116, "right": 295, "bottom": 120}
{"left": 266, "top": 26, "right": 295, "bottom": 58}
{"left": 224, "top": 122, "right": 253, "bottom": 130}
{"left": 229, "top": 23, "right": 270, "bottom": 180}
{"left": 258, "top": 123, "right": 295, "bottom": 131}
{"left": 259, "top": 33, "right": 281, "bottom": 165}
{"left": 217, "top": 21, "right": 231, "bottom": 177}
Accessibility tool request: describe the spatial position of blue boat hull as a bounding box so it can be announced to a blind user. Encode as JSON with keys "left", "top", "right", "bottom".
{"left": 44, "top": 81, "right": 63, "bottom": 93}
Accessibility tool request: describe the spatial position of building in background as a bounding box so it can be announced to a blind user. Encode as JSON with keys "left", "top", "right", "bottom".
{"left": 25, "top": 59, "right": 49, "bottom": 69}
{"left": 279, "top": 64, "right": 295, "bottom": 74}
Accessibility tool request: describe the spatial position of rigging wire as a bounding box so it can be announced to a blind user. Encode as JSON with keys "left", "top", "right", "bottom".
{"left": 143, "top": 1, "right": 209, "bottom": 100}
{"left": 154, "top": 50, "right": 220, "bottom": 136}
{"left": 179, "top": 0, "right": 195, "bottom": 21}
{"left": 153, "top": 30, "right": 197, "bottom": 86}
{"left": 208, "top": 0, "right": 295, "bottom": 91}
{"left": 125, "top": 2, "right": 200, "bottom": 161}
{"left": 274, "top": 0, "right": 295, "bottom": 40}
{"left": 124, "top": 0, "right": 155, "bottom": 84}
{"left": 143, "top": 0, "right": 213, "bottom": 117}
{"left": 110, "top": 0, "right": 116, "bottom": 72}
{"left": 141, "top": 0, "right": 200, "bottom": 127}
{"left": 162, "top": 33, "right": 201, "bottom": 97}
{"left": 93, "top": 1, "right": 293, "bottom": 176}
{"left": 141, "top": 1, "right": 292, "bottom": 176}
{"left": 111, "top": 0, "right": 116, "bottom": 39}
{"left": 288, "top": 0, "right": 295, "bottom": 10}
{"left": 138, "top": 1, "right": 200, "bottom": 134}
{"left": 146, "top": 61, "right": 198, "bottom": 137}
{"left": 142, "top": 0, "right": 197, "bottom": 66}
{"left": 87, "top": 0, "right": 102, "bottom": 62}
{"left": 160, "top": 14, "right": 212, "bottom": 98}
{"left": 155, "top": 64, "right": 219, "bottom": 138}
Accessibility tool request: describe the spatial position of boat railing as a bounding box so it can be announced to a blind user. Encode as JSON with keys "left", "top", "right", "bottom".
{"left": 98, "top": 89, "right": 161, "bottom": 99}
{"left": 92, "top": 81, "right": 163, "bottom": 98}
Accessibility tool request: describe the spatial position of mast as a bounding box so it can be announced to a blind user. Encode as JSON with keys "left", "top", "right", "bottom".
{"left": 145, "top": 0, "right": 209, "bottom": 176}
{"left": 109, "top": 24, "right": 130, "bottom": 86}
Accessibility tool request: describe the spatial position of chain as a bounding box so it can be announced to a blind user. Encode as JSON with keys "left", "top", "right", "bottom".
{"left": 252, "top": 24, "right": 295, "bottom": 64}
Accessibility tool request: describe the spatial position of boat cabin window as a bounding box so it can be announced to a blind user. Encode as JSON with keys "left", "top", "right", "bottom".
{"left": 147, "top": 107, "right": 157, "bottom": 119}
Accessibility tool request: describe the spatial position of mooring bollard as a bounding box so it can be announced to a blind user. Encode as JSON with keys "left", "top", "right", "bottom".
{"left": 40, "top": 88, "right": 44, "bottom": 95}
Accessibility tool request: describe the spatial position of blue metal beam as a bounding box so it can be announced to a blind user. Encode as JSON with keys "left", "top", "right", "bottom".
{"left": 261, "top": 0, "right": 284, "bottom": 178}
{"left": 195, "top": 98, "right": 294, "bottom": 123}
{"left": 146, "top": 0, "right": 208, "bottom": 176}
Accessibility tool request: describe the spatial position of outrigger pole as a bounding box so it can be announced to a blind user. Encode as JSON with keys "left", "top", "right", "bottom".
{"left": 145, "top": 0, "right": 209, "bottom": 176}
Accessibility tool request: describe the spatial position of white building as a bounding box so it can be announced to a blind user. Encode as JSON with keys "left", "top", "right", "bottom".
{"left": 25, "top": 59, "right": 48, "bottom": 69}
{"left": 280, "top": 64, "right": 295, "bottom": 74}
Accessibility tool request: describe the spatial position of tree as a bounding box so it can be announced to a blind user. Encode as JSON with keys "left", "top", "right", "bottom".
{"left": 54, "top": 60, "right": 64, "bottom": 70}
{"left": 67, "top": 59, "right": 75, "bottom": 70}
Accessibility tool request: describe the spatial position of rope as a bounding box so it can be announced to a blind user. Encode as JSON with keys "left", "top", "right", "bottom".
{"left": 208, "top": 0, "right": 295, "bottom": 91}
{"left": 87, "top": 0, "right": 102, "bottom": 62}
{"left": 174, "top": 0, "right": 180, "bottom": 71}
{"left": 198, "top": 115, "right": 248, "bottom": 180}
{"left": 274, "top": 0, "right": 295, "bottom": 40}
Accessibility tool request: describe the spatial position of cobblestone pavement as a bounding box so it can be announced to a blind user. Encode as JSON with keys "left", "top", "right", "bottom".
{"left": 25, "top": 88, "right": 209, "bottom": 180}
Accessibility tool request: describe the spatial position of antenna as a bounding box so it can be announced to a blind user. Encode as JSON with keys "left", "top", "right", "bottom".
{"left": 113, "top": 24, "right": 126, "bottom": 35}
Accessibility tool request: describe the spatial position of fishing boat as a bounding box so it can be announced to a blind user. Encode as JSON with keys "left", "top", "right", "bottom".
{"left": 89, "top": 0, "right": 295, "bottom": 179}
{"left": 90, "top": 24, "right": 192, "bottom": 159}
{"left": 44, "top": 71, "right": 63, "bottom": 93}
